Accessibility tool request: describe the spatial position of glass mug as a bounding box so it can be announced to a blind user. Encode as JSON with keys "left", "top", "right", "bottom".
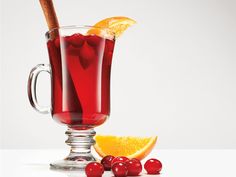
{"left": 28, "top": 26, "right": 115, "bottom": 170}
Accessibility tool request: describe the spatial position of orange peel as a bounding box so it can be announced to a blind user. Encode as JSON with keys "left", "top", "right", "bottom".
{"left": 94, "top": 135, "right": 157, "bottom": 160}
{"left": 88, "top": 16, "right": 136, "bottom": 38}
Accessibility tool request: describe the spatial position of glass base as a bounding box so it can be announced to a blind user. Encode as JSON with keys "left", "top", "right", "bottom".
{"left": 50, "top": 128, "right": 96, "bottom": 170}
{"left": 50, "top": 158, "right": 96, "bottom": 170}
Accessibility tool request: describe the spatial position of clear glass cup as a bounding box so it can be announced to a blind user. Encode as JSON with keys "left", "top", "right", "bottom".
{"left": 28, "top": 26, "right": 115, "bottom": 170}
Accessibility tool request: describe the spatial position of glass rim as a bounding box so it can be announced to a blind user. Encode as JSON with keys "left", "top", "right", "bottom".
{"left": 45, "top": 25, "right": 115, "bottom": 37}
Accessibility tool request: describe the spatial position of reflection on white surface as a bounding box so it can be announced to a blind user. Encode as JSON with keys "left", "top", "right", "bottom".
{"left": 50, "top": 168, "right": 161, "bottom": 177}
{"left": 1, "top": 149, "right": 236, "bottom": 177}
{"left": 49, "top": 169, "right": 87, "bottom": 177}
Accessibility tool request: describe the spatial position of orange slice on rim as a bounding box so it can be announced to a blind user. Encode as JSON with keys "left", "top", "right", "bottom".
{"left": 87, "top": 16, "right": 136, "bottom": 38}
{"left": 94, "top": 135, "right": 157, "bottom": 160}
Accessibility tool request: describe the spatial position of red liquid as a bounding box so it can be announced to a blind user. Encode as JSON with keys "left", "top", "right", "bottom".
{"left": 47, "top": 33, "right": 115, "bottom": 130}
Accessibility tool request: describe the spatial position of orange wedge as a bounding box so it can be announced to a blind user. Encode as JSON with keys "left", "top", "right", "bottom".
{"left": 87, "top": 16, "right": 136, "bottom": 37}
{"left": 94, "top": 135, "right": 157, "bottom": 160}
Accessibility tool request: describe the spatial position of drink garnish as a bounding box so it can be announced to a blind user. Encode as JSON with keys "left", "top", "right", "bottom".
{"left": 94, "top": 135, "right": 157, "bottom": 160}
{"left": 39, "top": 0, "right": 59, "bottom": 38}
{"left": 87, "top": 16, "right": 136, "bottom": 38}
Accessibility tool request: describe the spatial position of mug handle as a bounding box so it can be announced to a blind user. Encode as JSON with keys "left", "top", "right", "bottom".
{"left": 27, "top": 64, "right": 51, "bottom": 114}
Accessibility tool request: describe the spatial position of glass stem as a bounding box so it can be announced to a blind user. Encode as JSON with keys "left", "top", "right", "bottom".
{"left": 65, "top": 128, "right": 96, "bottom": 162}
{"left": 50, "top": 128, "right": 96, "bottom": 170}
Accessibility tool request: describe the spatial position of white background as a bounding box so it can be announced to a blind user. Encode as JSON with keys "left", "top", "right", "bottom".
{"left": 0, "top": 0, "right": 236, "bottom": 149}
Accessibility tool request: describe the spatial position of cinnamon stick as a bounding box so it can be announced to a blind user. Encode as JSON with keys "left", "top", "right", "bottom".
{"left": 39, "top": 0, "right": 59, "bottom": 38}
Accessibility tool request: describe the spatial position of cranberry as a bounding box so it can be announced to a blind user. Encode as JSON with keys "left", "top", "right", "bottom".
{"left": 85, "top": 162, "right": 104, "bottom": 177}
{"left": 112, "top": 162, "right": 128, "bottom": 177}
{"left": 66, "top": 45, "right": 80, "bottom": 56}
{"left": 79, "top": 42, "right": 96, "bottom": 69}
{"left": 111, "top": 156, "right": 129, "bottom": 167}
{"left": 125, "top": 158, "right": 142, "bottom": 176}
{"left": 69, "top": 33, "right": 85, "bottom": 47}
{"left": 144, "top": 158, "right": 162, "bottom": 174}
{"left": 101, "top": 155, "right": 115, "bottom": 170}
{"left": 87, "top": 35, "right": 103, "bottom": 46}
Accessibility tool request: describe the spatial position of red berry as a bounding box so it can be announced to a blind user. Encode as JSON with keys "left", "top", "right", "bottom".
{"left": 101, "top": 155, "right": 115, "bottom": 171}
{"left": 69, "top": 33, "right": 85, "bottom": 47}
{"left": 111, "top": 156, "right": 129, "bottom": 167}
{"left": 66, "top": 45, "right": 80, "bottom": 56}
{"left": 85, "top": 162, "right": 104, "bottom": 177}
{"left": 125, "top": 158, "right": 142, "bottom": 176}
{"left": 86, "top": 35, "right": 103, "bottom": 46}
{"left": 79, "top": 42, "right": 96, "bottom": 69}
{"left": 144, "top": 158, "right": 162, "bottom": 174}
{"left": 112, "top": 162, "right": 128, "bottom": 177}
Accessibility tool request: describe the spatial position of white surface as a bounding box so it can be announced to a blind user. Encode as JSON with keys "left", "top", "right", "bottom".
{"left": 1, "top": 149, "right": 236, "bottom": 177}
{"left": 1, "top": 0, "right": 236, "bottom": 149}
